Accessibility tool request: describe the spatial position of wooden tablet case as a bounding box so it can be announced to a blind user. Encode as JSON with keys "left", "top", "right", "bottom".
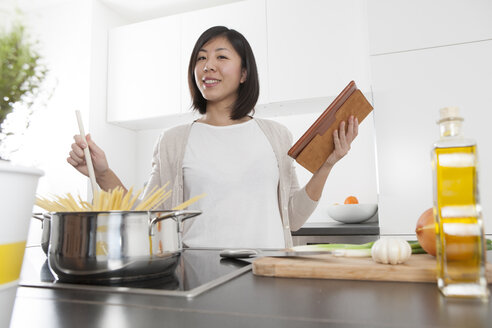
{"left": 288, "top": 81, "right": 373, "bottom": 173}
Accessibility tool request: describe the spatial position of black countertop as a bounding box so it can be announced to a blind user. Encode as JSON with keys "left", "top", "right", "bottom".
{"left": 292, "top": 221, "right": 379, "bottom": 236}
{"left": 9, "top": 246, "right": 492, "bottom": 328}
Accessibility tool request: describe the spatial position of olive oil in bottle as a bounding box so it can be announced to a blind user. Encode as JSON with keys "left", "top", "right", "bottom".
{"left": 431, "top": 107, "right": 488, "bottom": 298}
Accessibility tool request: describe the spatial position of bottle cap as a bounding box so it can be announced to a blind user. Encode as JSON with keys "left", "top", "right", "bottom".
{"left": 437, "top": 106, "right": 463, "bottom": 124}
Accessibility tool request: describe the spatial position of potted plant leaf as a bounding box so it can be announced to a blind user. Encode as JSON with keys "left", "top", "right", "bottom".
{"left": 0, "top": 20, "right": 46, "bottom": 328}
{"left": 1, "top": 21, "right": 48, "bottom": 159}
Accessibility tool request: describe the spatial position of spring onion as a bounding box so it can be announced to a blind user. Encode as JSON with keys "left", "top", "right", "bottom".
{"left": 292, "top": 241, "right": 375, "bottom": 257}
{"left": 408, "top": 239, "right": 492, "bottom": 254}
{"left": 291, "top": 239, "right": 492, "bottom": 258}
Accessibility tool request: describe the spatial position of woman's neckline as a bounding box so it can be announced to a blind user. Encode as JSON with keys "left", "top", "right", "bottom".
{"left": 194, "top": 116, "right": 253, "bottom": 127}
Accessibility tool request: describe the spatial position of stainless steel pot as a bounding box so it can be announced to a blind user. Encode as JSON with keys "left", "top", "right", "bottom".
{"left": 34, "top": 210, "right": 200, "bottom": 282}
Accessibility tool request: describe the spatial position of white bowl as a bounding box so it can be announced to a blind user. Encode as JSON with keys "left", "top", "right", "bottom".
{"left": 327, "top": 204, "right": 378, "bottom": 224}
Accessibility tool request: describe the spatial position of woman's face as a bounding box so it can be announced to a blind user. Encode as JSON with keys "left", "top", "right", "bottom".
{"left": 194, "top": 36, "right": 247, "bottom": 107}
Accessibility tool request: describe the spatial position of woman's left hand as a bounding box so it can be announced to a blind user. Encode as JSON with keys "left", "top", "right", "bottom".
{"left": 323, "top": 115, "right": 358, "bottom": 168}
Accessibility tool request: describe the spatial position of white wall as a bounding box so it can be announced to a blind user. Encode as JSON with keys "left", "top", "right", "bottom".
{"left": 0, "top": 0, "right": 133, "bottom": 195}
{"left": 1, "top": 0, "right": 93, "bottom": 244}
{"left": 3, "top": 0, "right": 136, "bottom": 198}
{"left": 368, "top": 0, "right": 492, "bottom": 235}
{"left": 1, "top": 0, "right": 134, "bottom": 244}
{"left": 89, "top": 0, "right": 136, "bottom": 191}
{"left": 3, "top": 0, "right": 92, "bottom": 198}
{"left": 99, "top": 0, "right": 244, "bottom": 23}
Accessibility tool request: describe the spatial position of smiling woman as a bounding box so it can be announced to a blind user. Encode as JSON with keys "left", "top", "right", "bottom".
{"left": 193, "top": 37, "right": 247, "bottom": 116}
{"left": 188, "top": 26, "right": 259, "bottom": 122}
{"left": 68, "top": 25, "right": 359, "bottom": 249}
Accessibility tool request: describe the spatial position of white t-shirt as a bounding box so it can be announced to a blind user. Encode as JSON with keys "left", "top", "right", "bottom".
{"left": 182, "top": 119, "right": 284, "bottom": 249}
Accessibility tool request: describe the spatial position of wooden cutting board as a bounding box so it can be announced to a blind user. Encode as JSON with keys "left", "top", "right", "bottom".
{"left": 252, "top": 254, "right": 492, "bottom": 283}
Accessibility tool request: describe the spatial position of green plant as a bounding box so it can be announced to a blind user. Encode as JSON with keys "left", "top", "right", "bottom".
{"left": 0, "top": 21, "right": 47, "bottom": 158}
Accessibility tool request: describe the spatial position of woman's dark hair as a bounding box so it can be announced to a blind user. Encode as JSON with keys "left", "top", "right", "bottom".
{"left": 188, "top": 26, "right": 260, "bottom": 120}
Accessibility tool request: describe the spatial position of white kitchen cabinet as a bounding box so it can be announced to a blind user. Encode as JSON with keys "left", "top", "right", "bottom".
{"left": 180, "top": 0, "right": 268, "bottom": 111}
{"left": 107, "top": 15, "right": 181, "bottom": 123}
{"left": 106, "top": 0, "right": 372, "bottom": 126}
{"left": 368, "top": 0, "right": 492, "bottom": 55}
{"left": 266, "top": 0, "right": 372, "bottom": 103}
{"left": 372, "top": 40, "right": 492, "bottom": 235}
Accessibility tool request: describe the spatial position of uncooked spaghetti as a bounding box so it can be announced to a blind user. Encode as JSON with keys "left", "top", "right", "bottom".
{"left": 35, "top": 185, "right": 205, "bottom": 212}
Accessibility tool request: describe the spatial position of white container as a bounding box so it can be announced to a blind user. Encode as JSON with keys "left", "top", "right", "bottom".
{"left": 0, "top": 161, "right": 43, "bottom": 328}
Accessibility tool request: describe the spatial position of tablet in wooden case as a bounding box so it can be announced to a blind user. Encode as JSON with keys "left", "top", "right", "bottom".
{"left": 288, "top": 81, "right": 373, "bottom": 173}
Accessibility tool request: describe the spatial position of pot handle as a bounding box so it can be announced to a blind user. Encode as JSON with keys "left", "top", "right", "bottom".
{"left": 32, "top": 213, "right": 51, "bottom": 229}
{"left": 32, "top": 213, "right": 45, "bottom": 221}
{"left": 148, "top": 210, "right": 202, "bottom": 236}
{"left": 32, "top": 212, "right": 51, "bottom": 220}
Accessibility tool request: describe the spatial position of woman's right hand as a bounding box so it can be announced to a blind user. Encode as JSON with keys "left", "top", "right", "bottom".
{"left": 67, "top": 134, "right": 109, "bottom": 179}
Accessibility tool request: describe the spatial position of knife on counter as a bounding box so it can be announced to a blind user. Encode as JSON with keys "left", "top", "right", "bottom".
{"left": 219, "top": 249, "right": 334, "bottom": 259}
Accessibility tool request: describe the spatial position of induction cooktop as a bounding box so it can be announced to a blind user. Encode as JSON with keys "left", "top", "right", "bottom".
{"left": 19, "top": 246, "right": 251, "bottom": 298}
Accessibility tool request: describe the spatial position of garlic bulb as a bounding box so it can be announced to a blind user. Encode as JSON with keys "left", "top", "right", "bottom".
{"left": 371, "top": 238, "right": 412, "bottom": 264}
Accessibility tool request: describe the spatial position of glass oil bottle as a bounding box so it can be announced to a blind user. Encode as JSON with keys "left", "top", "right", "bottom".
{"left": 431, "top": 106, "right": 489, "bottom": 298}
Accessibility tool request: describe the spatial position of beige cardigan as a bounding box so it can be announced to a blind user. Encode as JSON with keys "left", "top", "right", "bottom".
{"left": 143, "top": 117, "right": 318, "bottom": 248}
